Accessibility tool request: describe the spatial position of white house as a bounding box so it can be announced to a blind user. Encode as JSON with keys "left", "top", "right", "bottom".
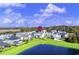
{"left": 53, "top": 34, "right": 62, "bottom": 41}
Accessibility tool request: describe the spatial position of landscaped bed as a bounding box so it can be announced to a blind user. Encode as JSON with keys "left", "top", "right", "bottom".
{"left": 0, "top": 38, "right": 79, "bottom": 55}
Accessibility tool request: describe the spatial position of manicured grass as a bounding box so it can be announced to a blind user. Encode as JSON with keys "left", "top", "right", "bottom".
{"left": 0, "top": 38, "right": 79, "bottom": 55}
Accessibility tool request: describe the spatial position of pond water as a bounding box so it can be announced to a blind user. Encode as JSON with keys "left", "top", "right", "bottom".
{"left": 18, "top": 44, "right": 79, "bottom": 55}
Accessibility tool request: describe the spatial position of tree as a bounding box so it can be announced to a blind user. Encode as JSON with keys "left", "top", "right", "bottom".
{"left": 0, "top": 46, "right": 3, "bottom": 52}
{"left": 68, "top": 33, "right": 78, "bottom": 43}
{"left": 7, "top": 44, "right": 12, "bottom": 47}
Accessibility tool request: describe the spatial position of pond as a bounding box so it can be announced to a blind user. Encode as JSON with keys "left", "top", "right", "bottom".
{"left": 18, "top": 44, "right": 79, "bottom": 55}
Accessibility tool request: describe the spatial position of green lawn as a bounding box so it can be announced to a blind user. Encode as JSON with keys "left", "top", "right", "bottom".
{"left": 0, "top": 38, "right": 79, "bottom": 55}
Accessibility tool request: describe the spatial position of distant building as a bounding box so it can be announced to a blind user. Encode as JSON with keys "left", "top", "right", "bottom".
{"left": 36, "top": 26, "right": 44, "bottom": 32}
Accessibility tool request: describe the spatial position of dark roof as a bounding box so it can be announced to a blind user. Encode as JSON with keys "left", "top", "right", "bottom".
{"left": 0, "top": 40, "right": 8, "bottom": 46}
{"left": 9, "top": 35, "right": 19, "bottom": 40}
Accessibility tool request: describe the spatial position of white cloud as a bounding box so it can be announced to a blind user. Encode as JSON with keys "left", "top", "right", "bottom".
{"left": 0, "top": 3, "right": 26, "bottom": 8}
{"left": 16, "top": 19, "right": 25, "bottom": 24}
{"left": 33, "top": 3, "right": 66, "bottom": 25}
{"left": 45, "top": 4, "right": 66, "bottom": 13}
{"left": 77, "top": 20, "right": 79, "bottom": 23}
{"left": 4, "top": 10, "right": 22, "bottom": 20}
{"left": 3, "top": 18, "right": 12, "bottom": 24}
{"left": 40, "top": 4, "right": 66, "bottom": 14}
{"left": 34, "top": 3, "right": 66, "bottom": 21}
{"left": 11, "top": 13, "right": 22, "bottom": 20}
{"left": 34, "top": 19, "right": 44, "bottom": 24}
{"left": 65, "top": 20, "right": 72, "bottom": 24}
{"left": 2, "top": 9, "right": 23, "bottom": 25}
{"left": 4, "top": 8, "right": 13, "bottom": 14}
{"left": 40, "top": 9, "right": 44, "bottom": 12}
{"left": 4, "top": 7, "right": 22, "bottom": 20}
{"left": 42, "top": 13, "right": 53, "bottom": 17}
{"left": 39, "top": 4, "right": 66, "bottom": 17}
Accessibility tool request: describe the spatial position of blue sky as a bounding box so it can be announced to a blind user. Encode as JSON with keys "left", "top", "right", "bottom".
{"left": 0, "top": 3, "right": 79, "bottom": 27}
